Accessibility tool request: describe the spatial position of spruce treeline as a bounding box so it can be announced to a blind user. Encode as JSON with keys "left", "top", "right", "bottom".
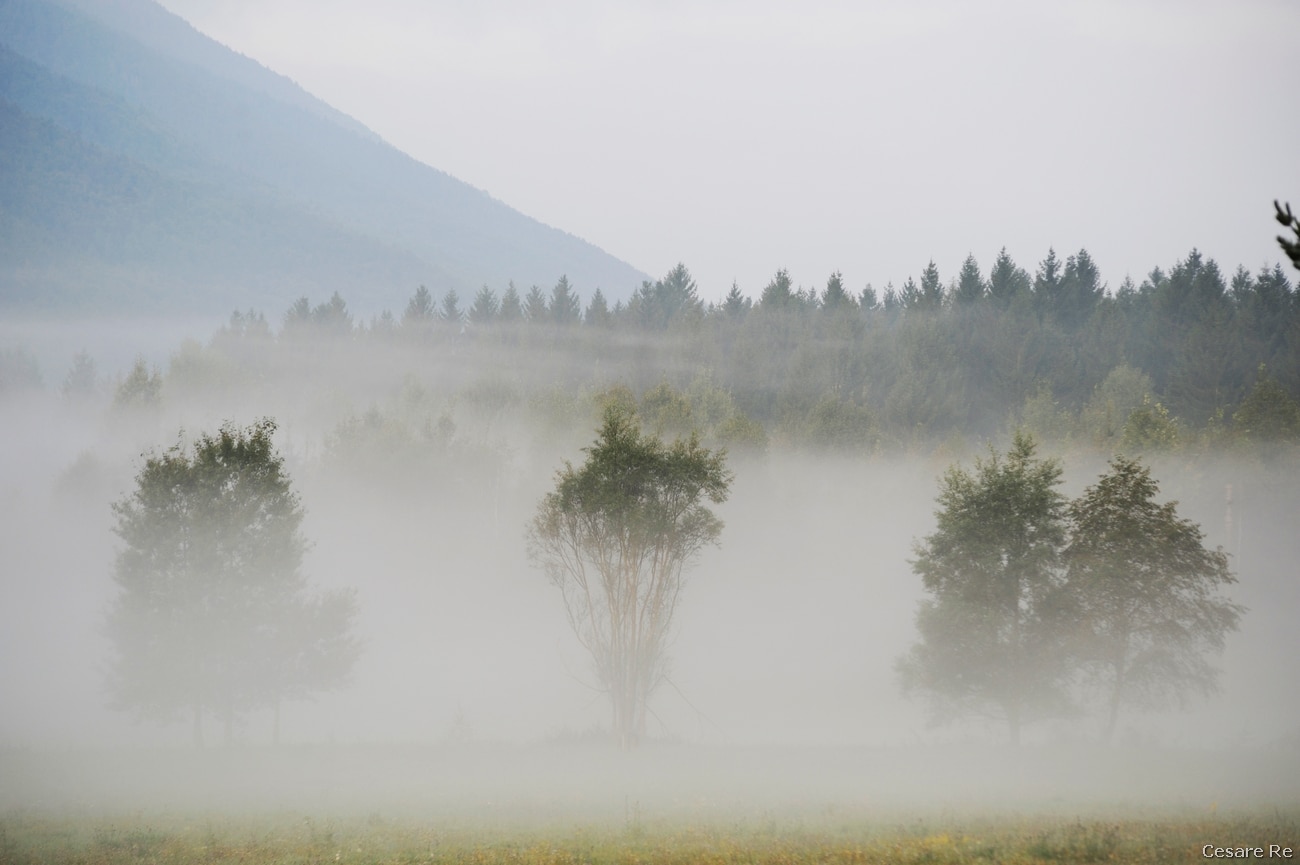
{"left": 107, "top": 246, "right": 1300, "bottom": 456}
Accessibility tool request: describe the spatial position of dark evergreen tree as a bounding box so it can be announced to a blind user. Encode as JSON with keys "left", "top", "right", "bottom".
{"left": 988, "top": 247, "right": 1031, "bottom": 309}
{"left": 523, "top": 284, "right": 549, "bottom": 323}
{"left": 440, "top": 288, "right": 464, "bottom": 327}
{"left": 860, "top": 283, "right": 879, "bottom": 312}
{"left": 585, "top": 287, "right": 612, "bottom": 328}
{"left": 918, "top": 260, "right": 944, "bottom": 309}
{"left": 468, "top": 285, "right": 500, "bottom": 325}
{"left": 1033, "top": 248, "right": 1064, "bottom": 321}
{"left": 499, "top": 281, "right": 525, "bottom": 324}
{"left": 1059, "top": 248, "right": 1104, "bottom": 328}
{"left": 402, "top": 285, "right": 436, "bottom": 327}
{"left": 820, "top": 270, "right": 856, "bottom": 313}
{"left": 953, "top": 254, "right": 985, "bottom": 306}
{"left": 759, "top": 269, "right": 795, "bottom": 311}
{"left": 549, "top": 275, "right": 582, "bottom": 326}
{"left": 721, "top": 281, "right": 751, "bottom": 320}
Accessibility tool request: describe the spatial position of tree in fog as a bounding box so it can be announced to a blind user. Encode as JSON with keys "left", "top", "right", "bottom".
{"left": 499, "top": 281, "right": 525, "bottom": 323}
{"left": 585, "top": 288, "right": 612, "bottom": 327}
{"left": 1064, "top": 456, "right": 1243, "bottom": 742}
{"left": 106, "top": 419, "right": 359, "bottom": 745}
{"left": 62, "top": 350, "right": 98, "bottom": 399}
{"left": 898, "top": 432, "right": 1072, "bottom": 744}
{"left": 468, "top": 285, "right": 500, "bottom": 325}
{"left": 527, "top": 406, "right": 731, "bottom": 748}
{"left": 113, "top": 357, "right": 162, "bottom": 410}
{"left": 1234, "top": 368, "right": 1300, "bottom": 444}
{"left": 523, "top": 284, "right": 549, "bottom": 323}
{"left": 440, "top": 288, "right": 464, "bottom": 327}
{"left": 549, "top": 275, "right": 582, "bottom": 326}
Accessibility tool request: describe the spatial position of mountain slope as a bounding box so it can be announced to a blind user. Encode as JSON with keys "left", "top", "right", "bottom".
{"left": 0, "top": 0, "right": 647, "bottom": 314}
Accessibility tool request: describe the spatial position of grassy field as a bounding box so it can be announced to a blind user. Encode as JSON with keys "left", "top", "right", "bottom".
{"left": 2, "top": 809, "right": 1297, "bottom": 864}
{"left": 3, "top": 744, "right": 1297, "bottom": 863}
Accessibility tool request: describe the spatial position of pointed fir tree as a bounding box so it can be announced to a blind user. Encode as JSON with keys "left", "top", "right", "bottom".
{"left": 820, "top": 270, "right": 856, "bottom": 313}
{"left": 918, "top": 260, "right": 944, "bottom": 309}
{"left": 549, "top": 275, "right": 582, "bottom": 326}
{"left": 988, "top": 247, "right": 1031, "bottom": 310}
{"left": 759, "top": 269, "right": 795, "bottom": 311}
{"left": 468, "top": 285, "right": 500, "bottom": 325}
{"left": 953, "top": 254, "right": 986, "bottom": 306}
{"left": 523, "top": 284, "right": 549, "bottom": 324}
{"left": 499, "top": 281, "right": 525, "bottom": 324}
{"left": 585, "top": 287, "right": 612, "bottom": 328}
{"left": 721, "top": 281, "right": 751, "bottom": 320}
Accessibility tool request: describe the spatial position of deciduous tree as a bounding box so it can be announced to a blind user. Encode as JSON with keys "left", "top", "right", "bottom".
{"left": 898, "top": 432, "right": 1072, "bottom": 743}
{"left": 527, "top": 407, "right": 731, "bottom": 748}
{"left": 1063, "top": 456, "right": 1243, "bottom": 741}
{"left": 106, "top": 419, "right": 358, "bottom": 746}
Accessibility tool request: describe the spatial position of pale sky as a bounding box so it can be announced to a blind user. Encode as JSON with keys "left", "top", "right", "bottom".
{"left": 155, "top": 0, "right": 1299, "bottom": 302}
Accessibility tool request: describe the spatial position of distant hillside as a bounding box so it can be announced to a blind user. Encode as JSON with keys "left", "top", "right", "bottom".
{"left": 0, "top": 0, "right": 648, "bottom": 314}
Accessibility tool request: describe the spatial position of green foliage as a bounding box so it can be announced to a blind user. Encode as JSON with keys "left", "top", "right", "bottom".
{"left": 469, "top": 285, "right": 500, "bottom": 325}
{"left": 107, "top": 419, "right": 358, "bottom": 745}
{"left": 1064, "top": 456, "right": 1243, "bottom": 741}
{"left": 1120, "top": 396, "right": 1180, "bottom": 452}
{"left": 988, "top": 247, "right": 1031, "bottom": 310}
{"left": 499, "top": 282, "right": 524, "bottom": 323}
{"left": 402, "top": 285, "right": 436, "bottom": 328}
{"left": 953, "top": 254, "right": 985, "bottom": 305}
{"left": 112, "top": 357, "right": 162, "bottom": 410}
{"left": 801, "top": 394, "right": 877, "bottom": 454}
{"left": 1018, "top": 382, "right": 1074, "bottom": 445}
{"left": 584, "top": 287, "right": 612, "bottom": 327}
{"left": 1079, "top": 364, "right": 1154, "bottom": 449}
{"left": 759, "top": 268, "right": 796, "bottom": 311}
{"left": 640, "top": 381, "right": 695, "bottom": 439}
{"left": 527, "top": 407, "right": 731, "bottom": 748}
{"left": 627, "top": 264, "right": 704, "bottom": 330}
{"left": 440, "top": 288, "right": 463, "bottom": 326}
{"left": 523, "top": 284, "right": 549, "bottom": 323}
{"left": 548, "top": 275, "right": 581, "bottom": 326}
{"left": 899, "top": 432, "right": 1072, "bottom": 742}
{"left": 1233, "top": 368, "right": 1300, "bottom": 442}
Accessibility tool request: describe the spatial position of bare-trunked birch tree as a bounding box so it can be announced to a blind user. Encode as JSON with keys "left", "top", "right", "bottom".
{"left": 528, "top": 405, "right": 731, "bottom": 749}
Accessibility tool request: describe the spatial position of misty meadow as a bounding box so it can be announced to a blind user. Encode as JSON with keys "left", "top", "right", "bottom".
{"left": 2, "top": 0, "right": 1299, "bottom": 861}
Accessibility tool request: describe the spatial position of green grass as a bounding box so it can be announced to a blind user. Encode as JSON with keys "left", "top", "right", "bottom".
{"left": 1, "top": 809, "right": 1296, "bottom": 864}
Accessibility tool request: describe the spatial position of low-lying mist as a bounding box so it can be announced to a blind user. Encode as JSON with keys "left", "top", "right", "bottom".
{"left": 1, "top": 314, "right": 1298, "bottom": 819}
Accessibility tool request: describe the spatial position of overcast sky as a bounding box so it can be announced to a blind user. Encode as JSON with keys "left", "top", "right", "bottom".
{"left": 154, "top": 0, "right": 1298, "bottom": 302}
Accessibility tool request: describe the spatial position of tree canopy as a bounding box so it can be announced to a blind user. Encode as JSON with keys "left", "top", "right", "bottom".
{"left": 1064, "top": 456, "right": 1243, "bottom": 741}
{"left": 527, "top": 406, "right": 731, "bottom": 748}
{"left": 898, "top": 432, "right": 1073, "bottom": 743}
{"left": 106, "top": 419, "right": 359, "bottom": 745}
{"left": 902, "top": 439, "right": 1245, "bottom": 743}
